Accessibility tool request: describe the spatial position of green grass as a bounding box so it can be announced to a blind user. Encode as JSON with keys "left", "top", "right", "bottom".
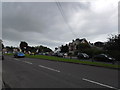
{"left": 4, "top": 53, "right": 14, "bottom": 55}
{"left": 25, "top": 54, "right": 120, "bottom": 69}
{"left": 4, "top": 53, "right": 120, "bottom": 69}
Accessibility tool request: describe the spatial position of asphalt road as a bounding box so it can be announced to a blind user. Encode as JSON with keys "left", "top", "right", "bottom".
{"left": 2, "top": 55, "right": 119, "bottom": 89}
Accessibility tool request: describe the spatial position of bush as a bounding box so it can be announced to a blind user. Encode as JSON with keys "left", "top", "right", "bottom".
{"left": 104, "top": 34, "right": 120, "bottom": 61}
{"left": 82, "top": 48, "right": 105, "bottom": 58}
{"left": 106, "top": 50, "right": 120, "bottom": 61}
{"left": 76, "top": 43, "right": 91, "bottom": 51}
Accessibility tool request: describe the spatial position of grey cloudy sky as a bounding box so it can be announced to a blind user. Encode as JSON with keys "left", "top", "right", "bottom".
{"left": 2, "top": 0, "right": 118, "bottom": 50}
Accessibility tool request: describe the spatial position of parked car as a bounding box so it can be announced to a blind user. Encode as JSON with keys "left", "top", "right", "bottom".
{"left": 38, "top": 53, "right": 48, "bottom": 55}
{"left": 93, "top": 54, "right": 115, "bottom": 64}
{"left": 57, "top": 53, "right": 64, "bottom": 57}
{"left": 64, "top": 53, "right": 68, "bottom": 57}
{"left": 52, "top": 53, "right": 57, "bottom": 56}
{"left": 52, "top": 53, "right": 63, "bottom": 57}
{"left": 14, "top": 52, "right": 25, "bottom": 58}
{"left": 30, "top": 52, "right": 35, "bottom": 55}
{"left": 77, "top": 53, "right": 89, "bottom": 59}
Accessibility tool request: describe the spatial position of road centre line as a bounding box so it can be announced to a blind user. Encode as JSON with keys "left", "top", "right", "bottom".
{"left": 14, "top": 59, "right": 32, "bottom": 64}
{"left": 23, "top": 61, "right": 33, "bottom": 64}
{"left": 82, "top": 78, "right": 118, "bottom": 89}
{"left": 38, "top": 65, "right": 60, "bottom": 73}
{"left": 14, "top": 58, "right": 20, "bottom": 61}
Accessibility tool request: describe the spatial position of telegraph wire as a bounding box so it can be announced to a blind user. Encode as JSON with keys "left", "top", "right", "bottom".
{"left": 56, "top": 1, "right": 77, "bottom": 37}
{"left": 55, "top": 0, "right": 77, "bottom": 38}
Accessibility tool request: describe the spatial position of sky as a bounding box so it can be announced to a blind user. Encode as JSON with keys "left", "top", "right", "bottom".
{"left": 2, "top": 0, "right": 118, "bottom": 50}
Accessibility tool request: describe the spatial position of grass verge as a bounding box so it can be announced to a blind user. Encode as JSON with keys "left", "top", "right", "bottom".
{"left": 25, "top": 54, "right": 120, "bottom": 69}
{"left": 4, "top": 53, "right": 14, "bottom": 55}
{"left": 4, "top": 53, "right": 120, "bottom": 69}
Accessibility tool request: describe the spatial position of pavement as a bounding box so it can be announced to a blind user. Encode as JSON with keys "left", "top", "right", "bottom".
{"left": 0, "top": 54, "right": 2, "bottom": 90}
{"left": 0, "top": 60, "right": 2, "bottom": 90}
{"left": 2, "top": 55, "right": 119, "bottom": 89}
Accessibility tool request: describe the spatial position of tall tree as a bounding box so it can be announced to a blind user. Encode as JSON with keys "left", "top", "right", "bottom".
{"left": 60, "top": 45, "right": 69, "bottom": 53}
{"left": 104, "top": 34, "right": 120, "bottom": 61}
{"left": 94, "top": 41, "right": 104, "bottom": 47}
{"left": 19, "top": 41, "right": 28, "bottom": 52}
{"left": 76, "top": 43, "right": 90, "bottom": 52}
{"left": 6, "top": 46, "right": 14, "bottom": 52}
{"left": 105, "top": 34, "right": 120, "bottom": 50}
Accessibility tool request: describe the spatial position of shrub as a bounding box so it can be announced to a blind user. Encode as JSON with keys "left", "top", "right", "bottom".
{"left": 82, "top": 48, "right": 105, "bottom": 58}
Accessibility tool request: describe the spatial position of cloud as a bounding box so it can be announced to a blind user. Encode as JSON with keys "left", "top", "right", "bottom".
{"left": 2, "top": 1, "right": 118, "bottom": 50}
{"left": 68, "top": 1, "right": 118, "bottom": 40}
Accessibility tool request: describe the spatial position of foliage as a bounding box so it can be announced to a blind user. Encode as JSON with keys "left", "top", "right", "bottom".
{"left": 83, "top": 48, "right": 105, "bottom": 58}
{"left": 5, "top": 46, "right": 14, "bottom": 52}
{"left": 35, "top": 45, "right": 52, "bottom": 53}
{"left": 76, "top": 43, "right": 91, "bottom": 52}
{"left": 94, "top": 41, "right": 104, "bottom": 47}
{"left": 5, "top": 52, "right": 120, "bottom": 69}
{"left": 19, "top": 41, "right": 52, "bottom": 53}
{"left": 19, "top": 41, "right": 28, "bottom": 52}
{"left": 60, "top": 44, "right": 69, "bottom": 53}
{"left": 105, "top": 34, "right": 120, "bottom": 50}
{"left": 104, "top": 34, "right": 120, "bottom": 61}
{"left": 25, "top": 54, "right": 120, "bottom": 69}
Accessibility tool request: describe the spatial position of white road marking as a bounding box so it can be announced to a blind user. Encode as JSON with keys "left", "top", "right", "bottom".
{"left": 23, "top": 61, "right": 33, "bottom": 64}
{"left": 82, "top": 78, "right": 118, "bottom": 89}
{"left": 14, "top": 59, "right": 32, "bottom": 64}
{"left": 38, "top": 65, "right": 60, "bottom": 72}
{"left": 14, "top": 58, "right": 20, "bottom": 61}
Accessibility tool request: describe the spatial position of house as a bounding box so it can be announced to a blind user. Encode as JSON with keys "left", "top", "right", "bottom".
{"left": 55, "top": 38, "right": 91, "bottom": 56}
{"left": 54, "top": 47, "right": 61, "bottom": 53}
{"left": 68, "top": 38, "right": 91, "bottom": 55}
{"left": 2, "top": 48, "right": 7, "bottom": 54}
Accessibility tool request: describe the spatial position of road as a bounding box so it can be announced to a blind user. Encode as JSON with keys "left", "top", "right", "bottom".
{"left": 2, "top": 55, "right": 119, "bottom": 89}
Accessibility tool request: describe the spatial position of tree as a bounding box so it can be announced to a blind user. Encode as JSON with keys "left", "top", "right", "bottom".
{"left": 19, "top": 41, "right": 28, "bottom": 52}
{"left": 105, "top": 34, "right": 120, "bottom": 50}
{"left": 55, "top": 47, "right": 58, "bottom": 51}
{"left": 6, "top": 46, "right": 14, "bottom": 52}
{"left": 83, "top": 48, "right": 105, "bottom": 58}
{"left": 104, "top": 34, "right": 120, "bottom": 61}
{"left": 76, "top": 43, "right": 91, "bottom": 52}
{"left": 94, "top": 41, "right": 104, "bottom": 47}
{"left": 33, "top": 45, "right": 52, "bottom": 53}
{"left": 60, "top": 44, "right": 69, "bottom": 53}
